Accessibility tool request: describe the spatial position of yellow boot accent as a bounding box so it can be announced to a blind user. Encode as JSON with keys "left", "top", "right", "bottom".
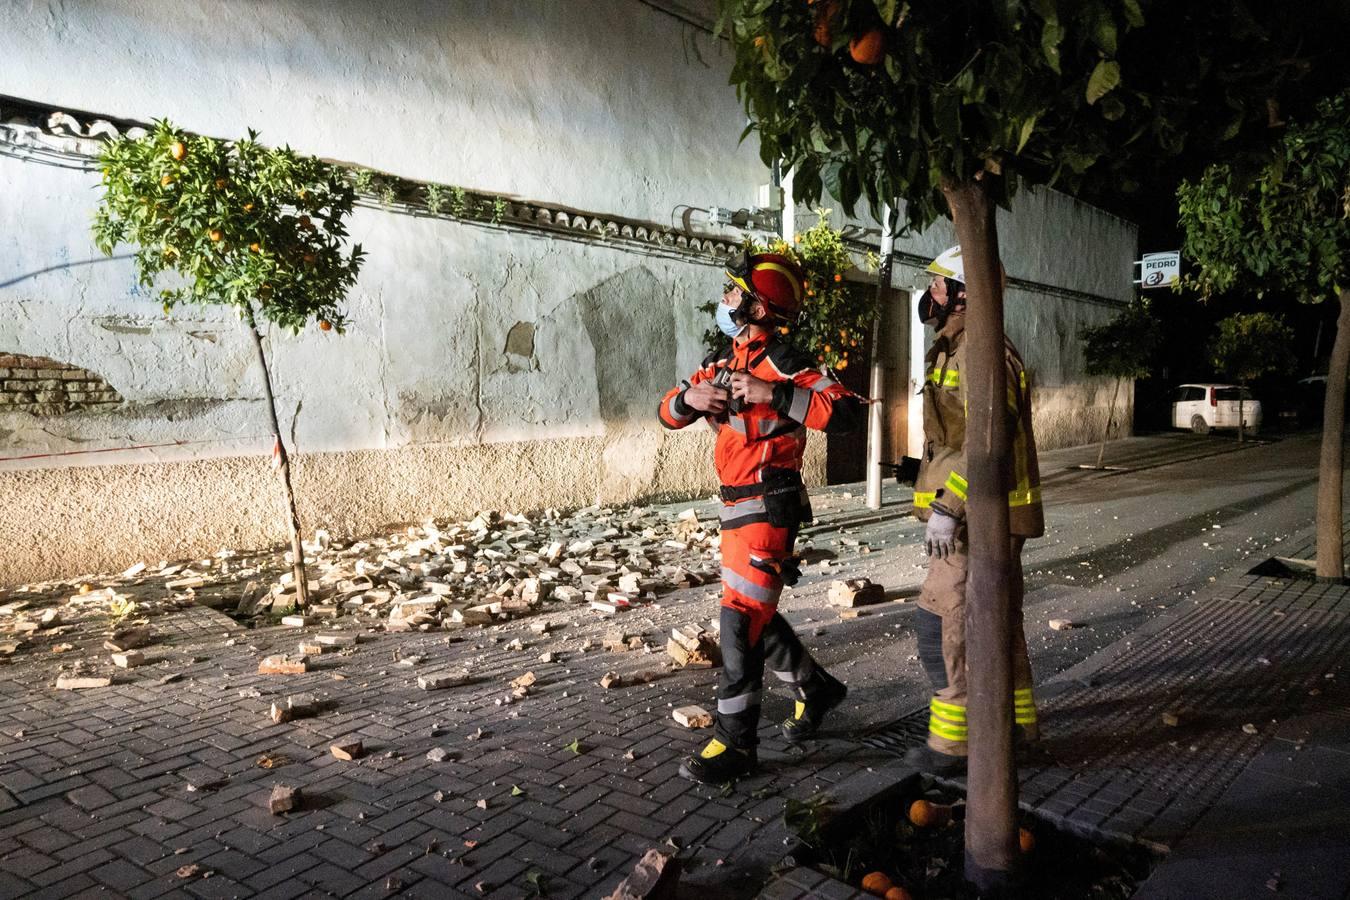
{"left": 699, "top": 739, "right": 728, "bottom": 759}
{"left": 794, "top": 701, "right": 807, "bottom": 720}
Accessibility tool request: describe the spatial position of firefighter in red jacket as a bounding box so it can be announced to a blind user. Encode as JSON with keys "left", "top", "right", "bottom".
{"left": 659, "top": 251, "right": 863, "bottom": 783}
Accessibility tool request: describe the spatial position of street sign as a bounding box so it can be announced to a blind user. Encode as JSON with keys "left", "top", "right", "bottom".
{"left": 1134, "top": 251, "right": 1181, "bottom": 289}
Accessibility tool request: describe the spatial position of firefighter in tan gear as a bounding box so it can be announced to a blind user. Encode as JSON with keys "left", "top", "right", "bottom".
{"left": 658, "top": 251, "right": 863, "bottom": 784}
{"left": 904, "top": 245, "right": 1044, "bottom": 776}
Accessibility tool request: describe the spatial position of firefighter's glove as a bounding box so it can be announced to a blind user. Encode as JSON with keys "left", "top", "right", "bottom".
{"left": 924, "top": 509, "right": 959, "bottom": 560}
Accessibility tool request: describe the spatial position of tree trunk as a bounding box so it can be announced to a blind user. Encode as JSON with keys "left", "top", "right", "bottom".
{"left": 1096, "top": 376, "right": 1121, "bottom": 469}
{"left": 244, "top": 304, "right": 311, "bottom": 609}
{"left": 1315, "top": 288, "right": 1350, "bottom": 581}
{"left": 943, "top": 177, "right": 1017, "bottom": 892}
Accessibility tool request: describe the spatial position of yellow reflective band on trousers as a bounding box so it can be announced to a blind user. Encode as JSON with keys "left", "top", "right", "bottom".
{"left": 929, "top": 698, "right": 968, "bottom": 743}
{"left": 913, "top": 490, "right": 936, "bottom": 509}
{"left": 944, "top": 472, "right": 969, "bottom": 500}
{"left": 927, "top": 369, "right": 960, "bottom": 389}
{"left": 1014, "top": 688, "right": 1038, "bottom": 726}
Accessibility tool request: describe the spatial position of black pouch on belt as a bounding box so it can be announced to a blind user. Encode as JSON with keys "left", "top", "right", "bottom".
{"left": 761, "top": 468, "right": 811, "bottom": 528}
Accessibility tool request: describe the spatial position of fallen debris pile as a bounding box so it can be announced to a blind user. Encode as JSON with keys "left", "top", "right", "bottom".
{"left": 1, "top": 505, "right": 725, "bottom": 641}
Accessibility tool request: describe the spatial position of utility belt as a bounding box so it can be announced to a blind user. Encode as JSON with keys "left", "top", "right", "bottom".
{"left": 720, "top": 467, "right": 813, "bottom": 528}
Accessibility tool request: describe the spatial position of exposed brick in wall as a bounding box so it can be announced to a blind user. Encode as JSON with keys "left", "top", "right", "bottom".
{"left": 0, "top": 353, "right": 122, "bottom": 414}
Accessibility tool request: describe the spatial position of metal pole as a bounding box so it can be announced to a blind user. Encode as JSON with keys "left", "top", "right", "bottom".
{"left": 865, "top": 202, "right": 895, "bottom": 510}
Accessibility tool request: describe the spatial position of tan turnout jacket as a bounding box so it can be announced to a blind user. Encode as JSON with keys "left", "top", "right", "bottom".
{"left": 913, "top": 312, "right": 1045, "bottom": 538}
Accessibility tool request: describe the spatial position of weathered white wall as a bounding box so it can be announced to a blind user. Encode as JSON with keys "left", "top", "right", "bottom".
{"left": 0, "top": 0, "right": 765, "bottom": 223}
{"left": 0, "top": 0, "right": 1135, "bottom": 584}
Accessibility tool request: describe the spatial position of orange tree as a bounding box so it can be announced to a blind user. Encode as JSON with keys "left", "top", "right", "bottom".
{"left": 717, "top": 0, "right": 1344, "bottom": 887}
{"left": 1179, "top": 90, "right": 1350, "bottom": 579}
{"left": 701, "top": 216, "right": 875, "bottom": 370}
{"left": 93, "top": 120, "right": 365, "bottom": 609}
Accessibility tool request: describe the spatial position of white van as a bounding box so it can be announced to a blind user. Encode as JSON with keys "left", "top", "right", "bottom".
{"left": 1172, "top": 383, "right": 1262, "bottom": 434}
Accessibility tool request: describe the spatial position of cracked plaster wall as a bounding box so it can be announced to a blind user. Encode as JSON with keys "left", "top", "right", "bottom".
{"left": 0, "top": 0, "right": 1130, "bottom": 584}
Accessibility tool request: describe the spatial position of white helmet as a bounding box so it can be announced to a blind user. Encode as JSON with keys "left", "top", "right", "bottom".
{"left": 925, "top": 245, "right": 965, "bottom": 284}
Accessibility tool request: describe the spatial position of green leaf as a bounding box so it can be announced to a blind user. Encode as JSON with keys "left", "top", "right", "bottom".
{"left": 1121, "top": 0, "right": 1145, "bottom": 28}
{"left": 564, "top": 739, "right": 583, "bottom": 755}
{"left": 872, "top": 0, "right": 898, "bottom": 25}
{"left": 1040, "top": 22, "right": 1064, "bottom": 73}
{"left": 1016, "top": 116, "right": 1038, "bottom": 153}
{"left": 1085, "top": 60, "right": 1121, "bottom": 105}
{"left": 511, "top": 785, "right": 525, "bottom": 797}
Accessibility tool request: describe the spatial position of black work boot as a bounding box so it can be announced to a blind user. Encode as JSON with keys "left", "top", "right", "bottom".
{"left": 904, "top": 744, "right": 968, "bottom": 776}
{"left": 679, "top": 738, "right": 758, "bottom": 784}
{"left": 781, "top": 670, "right": 848, "bottom": 743}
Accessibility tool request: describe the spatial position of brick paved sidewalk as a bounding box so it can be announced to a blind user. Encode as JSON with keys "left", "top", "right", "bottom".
{"left": 0, "top": 433, "right": 1304, "bottom": 899}
{"left": 0, "top": 580, "right": 913, "bottom": 899}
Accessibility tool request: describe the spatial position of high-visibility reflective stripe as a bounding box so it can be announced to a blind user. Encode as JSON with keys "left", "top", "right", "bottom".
{"left": 717, "top": 691, "right": 762, "bottom": 714}
{"left": 757, "top": 418, "right": 804, "bottom": 439}
{"left": 726, "top": 417, "right": 747, "bottom": 434}
{"left": 772, "top": 661, "right": 814, "bottom": 684}
{"left": 719, "top": 498, "right": 766, "bottom": 521}
{"left": 667, "top": 394, "right": 694, "bottom": 424}
{"left": 931, "top": 698, "right": 967, "bottom": 721}
{"left": 722, "top": 568, "right": 782, "bottom": 605}
{"left": 809, "top": 377, "right": 838, "bottom": 393}
{"left": 1014, "top": 687, "right": 1037, "bottom": 724}
{"left": 929, "top": 716, "right": 969, "bottom": 741}
{"left": 1015, "top": 710, "right": 1038, "bottom": 725}
{"left": 920, "top": 481, "right": 1040, "bottom": 509}
{"left": 927, "top": 369, "right": 960, "bottom": 388}
{"left": 788, "top": 385, "right": 810, "bottom": 423}
{"left": 1014, "top": 688, "right": 1035, "bottom": 700}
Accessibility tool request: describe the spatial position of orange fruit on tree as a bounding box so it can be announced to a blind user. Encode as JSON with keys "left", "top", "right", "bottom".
{"left": 860, "top": 871, "right": 892, "bottom": 896}
{"left": 302, "top": 252, "right": 317, "bottom": 265}
{"left": 243, "top": 202, "right": 254, "bottom": 212}
{"left": 169, "top": 141, "right": 186, "bottom": 161}
{"left": 249, "top": 242, "right": 261, "bottom": 253}
{"left": 318, "top": 320, "right": 333, "bottom": 332}
{"left": 884, "top": 888, "right": 913, "bottom": 900}
{"left": 849, "top": 29, "right": 886, "bottom": 65}
{"left": 160, "top": 174, "right": 174, "bottom": 187}
{"left": 1019, "top": 827, "right": 1036, "bottom": 853}
{"left": 833, "top": 273, "right": 843, "bottom": 282}
{"left": 208, "top": 228, "right": 223, "bottom": 242}
{"left": 837, "top": 359, "right": 848, "bottom": 370}
{"left": 812, "top": 0, "right": 839, "bottom": 46}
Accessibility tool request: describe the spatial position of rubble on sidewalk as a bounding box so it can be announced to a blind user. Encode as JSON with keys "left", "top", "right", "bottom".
{"left": 268, "top": 784, "right": 301, "bottom": 814}
{"left": 258, "top": 654, "right": 308, "bottom": 675}
{"left": 666, "top": 625, "right": 721, "bottom": 668}
{"left": 672, "top": 706, "right": 712, "bottom": 728}
{"left": 603, "top": 848, "right": 680, "bottom": 900}
{"left": 330, "top": 738, "right": 364, "bottom": 760}
{"left": 827, "top": 578, "right": 885, "bottom": 608}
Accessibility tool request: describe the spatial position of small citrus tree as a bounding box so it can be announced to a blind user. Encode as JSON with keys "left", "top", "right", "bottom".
{"left": 716, "top": 0, "right": 1331, "bottom": 885}
{"left": 1081, "top": 300, "right": 1161, "bottom": 467}
{"left": 1179, "top": 89, "right": 1350, "bottom": 578}
{"left": 701, "top": 215, "right": 875, "bottom": 369}
{"left": 93, "top": 120, "right": 365, "bottom": 608}
{"left": 1208, "top": 312, "right": 1295, "bottom": 443}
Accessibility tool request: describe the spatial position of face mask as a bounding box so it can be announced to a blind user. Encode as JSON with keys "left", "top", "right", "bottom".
{"left": 716, "top": 301, "right": 747, "bottom": 338}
